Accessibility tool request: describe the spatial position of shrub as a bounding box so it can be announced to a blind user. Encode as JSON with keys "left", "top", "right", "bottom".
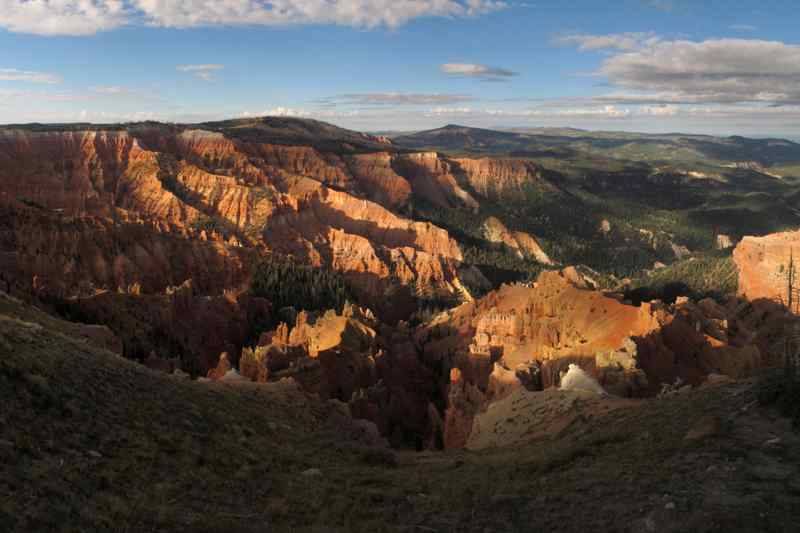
{"left": 758, "top": 367, "right": 800, "bottom": 429}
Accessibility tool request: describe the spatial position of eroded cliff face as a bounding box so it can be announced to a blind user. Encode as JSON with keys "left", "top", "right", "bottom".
{"left": 0, "top": 127, "right": 469, "bottom": 307}
{"left": 392, "top": 152, "right": 479, "bottom": 210}
{"left": 415, "top": 269, "right": 783, "bottom": 448}
{"left": 0, "top": 129, "right": 144, "bottom": 216}
{"left": 482, "top": 216, "right": 553, "bottom": 264}
{"left": 453, "top": 157, "right": 555, "bottom": 202}
{"left": 0, "top": 201, "right": 254, "bottom": 299}
{"left": 227, "top": 303, "right": 440, "bottom": 447}
{"left": 734, "top": 229, "right": 800, "bottom": 313}
{"left": 0, "top": 126, "right": 491, "bottom": 384}
{"left": 345, "top": 152, "right": 412, "bottom": 210}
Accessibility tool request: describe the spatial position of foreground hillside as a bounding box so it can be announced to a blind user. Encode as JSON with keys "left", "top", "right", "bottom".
{"left": 2, "top": 292, "right": 799, "bottom": 532}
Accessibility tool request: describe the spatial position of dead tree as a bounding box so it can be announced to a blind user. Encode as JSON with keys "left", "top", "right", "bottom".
{"left": 782, "top": 250, "right": 800, "bottom": 371}
{"left": 788, "top": 250, "right": 797, "bottom": 314}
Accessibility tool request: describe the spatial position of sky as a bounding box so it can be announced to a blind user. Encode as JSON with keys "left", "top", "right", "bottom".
{"left": 2, "top": 0, "right": 800, "bottom": 138}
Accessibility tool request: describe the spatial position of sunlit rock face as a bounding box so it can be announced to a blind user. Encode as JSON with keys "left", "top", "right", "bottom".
{"left": 452, "top": 157, "right": 556, "bottom": 202}
{"left": 0, "top": 126, "right": 471, "bottom": 308}
{"left": 734, "top": 229, "right": 800, "bottom": 313}
{"left": 0, "top": 124, "right": 578, "bottom": 313}
{"left": 415, "top": 268, "right": 782, "bottom": 448}
{"left": 481, "top": 216, "right": 552, "bottom": 264}
{"left": 392, "top": 152, "right": 479, "bottom": 210}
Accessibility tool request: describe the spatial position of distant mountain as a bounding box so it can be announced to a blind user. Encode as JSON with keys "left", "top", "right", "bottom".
{"left": 395, "top": 124, "right": 800, "bottom": 168}
{"left": 394, "top": 124, "right": 536, "bottom": 154}
{"left": 196, "top": 116, "right": 396, "bottom": 153}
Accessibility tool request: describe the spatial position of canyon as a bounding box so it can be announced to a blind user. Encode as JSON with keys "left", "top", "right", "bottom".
{"left": 2, "top": 117, "right": 799, "bottom": 533}
{"left": 0, "top": 117, "right": 796, "bottom": 453}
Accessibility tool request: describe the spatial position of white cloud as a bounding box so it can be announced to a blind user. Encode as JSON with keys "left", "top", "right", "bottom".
{"left": 425, "top": 105, "right": 632, "bottom": 119}
{"left": 0, "top": 1, "right": 506, "bottom": 35}
{"left": 0, "top": 0, "right": 130, "bottom": 36}
{"left": 637, "top": 104, "right": 679, "bottom": 116}
{"left": 440, "top": 63, "right": 518, "bottom": 81}
{"left": 598, "top": 39, "right": 800, "bottom": 105}
{"left": 559, "top": 37, "right": 800, "bottom": 107}
{"left": 135, "top": 0, "right": 506, "bottom": 29}
{"left": 425, "top": 107, "right": 476, "bottom": 116}
{"left": 177, "top": 64, "right": 224, "bottom": 81}
{"left": 555, "top": 32, "right": 658, "bottom": 52}
{"left": 321, "top": 93, "right": 473, "bottom": 106}
{"left": 0, "top": 68, "right": 61, "bottom": 84}
{"left": 90, "top": 85, "right": 127, "bottom": 94}
{"left": 241, "top": 106, "right": 361, "bottom": 119}
{"left": 255, "top": 107, "right": 311, "bottom": 118}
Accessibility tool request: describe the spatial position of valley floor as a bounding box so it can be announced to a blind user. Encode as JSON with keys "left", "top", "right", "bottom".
{"left": 2, "top": 293, "right": 799, "bottom": 533}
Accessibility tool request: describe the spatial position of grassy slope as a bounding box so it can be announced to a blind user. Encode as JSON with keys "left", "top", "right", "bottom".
{"left": 629, "top": 253, "right": 740, "bottom": 300}
{"left": 3, "top": 292, "right": 800, "bottom": 532}
{"left": 0, "top": 293, "right": 395, "bottom": 532}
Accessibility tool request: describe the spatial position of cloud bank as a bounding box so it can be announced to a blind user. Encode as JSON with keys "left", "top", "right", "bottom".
{"left": 557, "top": 34, "right": 800, "bottom": 107}
{"left": 319, "top": 93, "right": 474, "bottom": 106}
{"left": 0, "top": 0, "right": 507, "bottom": 36}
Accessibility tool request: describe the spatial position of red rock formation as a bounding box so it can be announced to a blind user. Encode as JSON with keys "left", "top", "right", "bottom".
{"left": 0, "top": 201, "right": 254, "bottom": 299}
{"left": 207, "top": 352, "right": 232, "bottom": 380}
{"left": 239, "top": 346, "right": 270, "bottom": 383}
{"left": 0, "top": 126, "right": 472, "bottom": 310}
{"left": 259, "top": 177, "right": 465, "bottom": 301}
{"left": 0, "top": 129, "right": 142, "bottom": 216}
{"left": 734, "top": 229, "right": 800, "bottom": 313}
{"left": 416, "top": 268, "right": 782, "bottom": 448}
{"left": 242, "top": 307, "right": 379, "bottom": 400}
{"left": 345, "top": 153, "right": 412, "bottom": 210}
{"left": 481, "top": 216, "right": 553, "bottom": 264}
{"left": 443, "top": 367, "right": 485, "bottom": 449}
{"left": 453, "top": 157, "right": 556, "bottom": 202}
{"left": 393, "top": 152, "right": 479, "bottom": 210}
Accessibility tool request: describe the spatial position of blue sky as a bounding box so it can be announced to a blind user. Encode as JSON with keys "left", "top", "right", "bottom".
{"left": 2, "top": 0, "right": 800, "bottom": 137}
